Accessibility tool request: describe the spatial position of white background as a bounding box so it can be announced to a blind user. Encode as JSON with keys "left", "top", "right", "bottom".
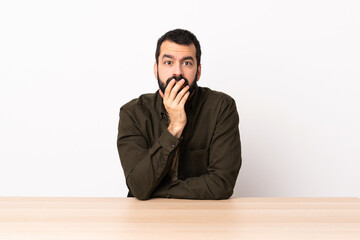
{"left": 0, "top": 0, "right": 359, "bottom": 197}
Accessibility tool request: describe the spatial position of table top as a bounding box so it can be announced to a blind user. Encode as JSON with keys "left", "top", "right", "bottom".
{"left": 1, "top": 197, "right": 359, "bottom": 240}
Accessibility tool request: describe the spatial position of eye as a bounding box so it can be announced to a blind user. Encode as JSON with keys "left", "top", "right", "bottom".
{"left": 164, "top": 60, "right": 172, "bottom": 65}
{"left": 184, "top": 61, "right": 192, "bottom": 66}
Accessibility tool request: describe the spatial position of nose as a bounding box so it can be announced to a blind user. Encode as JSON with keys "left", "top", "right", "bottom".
{"left": 173, "top": 61, "right": 183, "bottom": 76}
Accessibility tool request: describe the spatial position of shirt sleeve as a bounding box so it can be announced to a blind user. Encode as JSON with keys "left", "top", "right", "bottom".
{"left": 117, "top": 107, "right": 180, "bottom": 200}
{"left": 152, "top": 98, "right": 242, "bottom": 200}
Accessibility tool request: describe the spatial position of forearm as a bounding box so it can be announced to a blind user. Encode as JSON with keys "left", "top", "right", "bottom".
{"left": 152, "top": 175, "right": 232, "bottom": 200}
{"left": 152, "top": 154, "right": 241, "bottom": 200}
{"left": 118, "top": 109, "right": 181, "bottom": 200}
{"left": 125, "top": 147, "right": 173, "bottom": 200}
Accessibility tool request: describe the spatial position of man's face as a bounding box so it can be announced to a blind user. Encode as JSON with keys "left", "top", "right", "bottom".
{"left": 154, "top": 40, "right": 201, "bottom": 94}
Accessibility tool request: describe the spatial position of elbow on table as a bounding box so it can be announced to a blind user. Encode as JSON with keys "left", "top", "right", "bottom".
{"left": 135, "top": 194, "right": 151, "bottom": 201}
{"left": 126, "top": 178, "right": 151, "bottom": 200}
{"left": 213, "top": 188, "right": 233, "bottom": 200}
{"left": 128, "top": 188, "right": 151, "bottom": 200}
{"left": 208, "top": 176, "right": 235, "bottom": 200}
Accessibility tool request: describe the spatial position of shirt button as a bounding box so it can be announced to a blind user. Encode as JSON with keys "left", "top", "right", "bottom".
{"left": 171, "top": 144, "right": 175, "bottom": 148}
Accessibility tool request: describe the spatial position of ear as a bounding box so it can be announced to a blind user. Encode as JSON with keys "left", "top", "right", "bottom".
{"left": 153, "top": 62, "right": 158, "bottom": 79}
{"left": 196, "top": 64, "right": 202, "bottom": 81}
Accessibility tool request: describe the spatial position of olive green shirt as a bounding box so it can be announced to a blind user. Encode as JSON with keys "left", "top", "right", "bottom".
{"left": 117, "top": 86, "right": 241, "bottom": 200}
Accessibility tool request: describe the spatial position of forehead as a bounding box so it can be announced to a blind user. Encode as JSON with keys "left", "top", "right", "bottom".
{"left": 160, "top": 40, "right": 196, "bottom": 59}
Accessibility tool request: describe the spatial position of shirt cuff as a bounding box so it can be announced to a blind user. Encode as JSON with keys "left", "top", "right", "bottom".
{"left": 158, "top": 128, "right": 181, "bottom": 154}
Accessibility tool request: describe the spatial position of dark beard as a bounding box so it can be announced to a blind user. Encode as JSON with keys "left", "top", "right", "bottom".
{"left": 157, "top": 71, "right": 198, "bottom": 95}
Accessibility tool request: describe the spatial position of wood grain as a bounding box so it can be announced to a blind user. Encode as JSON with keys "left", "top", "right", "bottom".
{"left": 1, "top": 197, "right": 359, "bottom": 239}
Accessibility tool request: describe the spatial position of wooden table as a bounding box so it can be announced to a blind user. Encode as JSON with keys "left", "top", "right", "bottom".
{"left": 1, "top": 197, "right": 359, "bottom": 239}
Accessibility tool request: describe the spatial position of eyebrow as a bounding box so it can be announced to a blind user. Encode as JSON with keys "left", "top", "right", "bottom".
{"left": 162, "top": 54, "right": 194, "bottom": 62}
{"left": 182, "top": 56, "right": 194, "bottom": 62}
{"left": 162, "top": 54, "right": 175, "bottom": 59}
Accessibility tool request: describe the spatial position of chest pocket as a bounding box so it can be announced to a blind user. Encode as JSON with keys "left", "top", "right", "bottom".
{"left": 178, "top": 148, "right": 209, "bottom": 180}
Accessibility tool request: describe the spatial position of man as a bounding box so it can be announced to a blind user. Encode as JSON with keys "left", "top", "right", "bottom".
{"left": 117, "top": 29, "right": 241, "bottom": 200}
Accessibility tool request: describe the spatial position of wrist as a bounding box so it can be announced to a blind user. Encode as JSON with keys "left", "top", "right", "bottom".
{"left": 167, "top": 123, "right": 184, "bottom": 138}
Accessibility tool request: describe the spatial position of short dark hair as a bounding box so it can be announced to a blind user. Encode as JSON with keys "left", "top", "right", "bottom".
{"left": 155, "top": 29, "right": 201, "bottom": 67}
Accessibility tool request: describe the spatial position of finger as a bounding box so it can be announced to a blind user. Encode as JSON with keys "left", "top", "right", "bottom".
{"left": 164, "top": 79, "right": 176, "bottom": 98}
{"left": 169, "top": 79, "right": 185, "bottom": 101}
{"left": 174, "top": 85, "right": 190, "bottom": 104}
{"left": 159, "top": 89, "right": 164, "bottom": 98}
{"left": 179, "top": 91, "right": 190, "bottom": 106}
